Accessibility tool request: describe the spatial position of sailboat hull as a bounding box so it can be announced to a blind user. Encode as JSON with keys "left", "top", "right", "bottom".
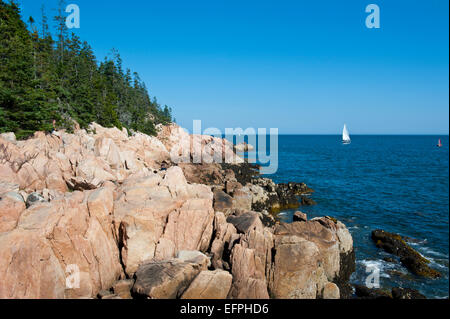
{"left": 342, "top": 124, "right": 351, "bottom": 144}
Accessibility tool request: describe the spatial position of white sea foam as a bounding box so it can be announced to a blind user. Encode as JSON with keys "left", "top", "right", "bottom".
{"left": 359, "top": 259, "right": 392, "bottom": 278}
{"left": 428, "top": 258, "right": 449, "bottom": 270}
{"left": 419, "top": 247, "right": 448, "bottom": 258}
{"left": 408, "top": 239, "right": 429, "bottom": 246}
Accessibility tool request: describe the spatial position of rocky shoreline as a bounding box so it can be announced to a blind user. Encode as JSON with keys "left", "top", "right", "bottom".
{"left": 0, "top": 123, "right": 432, "bottom": 299}
{"left": 0, "top": 123, "right": 356, "bottom": 299}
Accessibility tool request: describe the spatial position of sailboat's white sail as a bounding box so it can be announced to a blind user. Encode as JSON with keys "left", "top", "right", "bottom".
{"left": 342, "top": 124, "right": 351, "bottom": 143}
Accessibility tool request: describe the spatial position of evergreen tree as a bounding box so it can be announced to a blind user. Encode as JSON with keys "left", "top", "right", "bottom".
{"left": 0, "top": 0, "right": 172, "bottom": 139}
{"left": 0, "top": 0, "right": 56, "bottom": 138}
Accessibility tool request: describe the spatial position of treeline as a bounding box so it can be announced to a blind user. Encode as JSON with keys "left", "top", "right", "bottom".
{"left": 0, "top": 0, "right": 172, "bottom": 139}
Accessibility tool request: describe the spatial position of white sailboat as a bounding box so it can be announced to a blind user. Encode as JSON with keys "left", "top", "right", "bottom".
{"left": 342, "top": 124, "right": 351, "bottom": 144}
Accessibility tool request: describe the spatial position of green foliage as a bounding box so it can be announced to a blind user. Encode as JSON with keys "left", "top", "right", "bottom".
{"left": 0, "top": 0, "right": 172, "bottom": 139}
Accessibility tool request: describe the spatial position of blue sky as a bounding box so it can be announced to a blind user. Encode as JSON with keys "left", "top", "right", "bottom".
{"left": 17, "top": 0, "right": 449, "bottom": 134}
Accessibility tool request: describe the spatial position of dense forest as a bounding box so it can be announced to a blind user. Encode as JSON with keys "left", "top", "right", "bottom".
{"left": 0, "top": 0, "right": 172, "bottom": 139}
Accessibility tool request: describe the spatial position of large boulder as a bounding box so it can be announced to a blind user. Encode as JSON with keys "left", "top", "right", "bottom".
{"left": 239, "top": 225, "right": 274, "bottom": 286}
{"left": 176, "top": 250, "right": 211, "bottom": 270}
{"left": 0, "top": 191, "right": 122, "bottom": 299}
{"left": 213, "top": 189, "right": 234, "bottom": 214}
{"left": 70, "top": 156, "right": 117, "bottom": 190}
{"left": 17, "top": 162, "right": 45, "bottom": 191}
{"left": 180, "top": 163, "right": 228, "bottom": 186}
{"left": 268, "top": 218, "right": 355, "bottom": 299}
{"left": 0, "top": 163, "right": 18, "bottom": 185}
{"left": 322, "top": 282, "right": 340, "bottom": 299}
{"left": 157, "top": 198, "right": 214, "bottom": 258}
{"left": 232, "top": 188, "right": 252, "bottom": 211}
{"left": 228, "top": 243, "right": 269, "bottom": 299}
{"left": 181, "top": 270, "right": 233, "bottom": 299}
{"left": 293, "top": 211, "right": 307, "bottom": 222}
{"left": 227, "top": 211, "right": 263, "bottom": 234}
{"left": 131, "top": 132, "right": 170, "bottom": 165}
{"left": 115, "top": 194, "right": 180, "bottom": 275}
{"left": 133, "top": 260, "right": 202, "bottom": 299}
{"left": 226, "top": 210, "right": 273, "bottom": 299}
{"left": 0, "top": 191, "right": 26, "bottom": 233}
{"left": 0, "top": 230, "right": 66, "bottom": 299}
{"left": 94, "top": 136, "right": 123, "bottom": 170}
{"left": 269, "top": 235, "right": 328, "bottom": 299}
{"left": 45, "top": 172, "right": 68, "bottom": 193}
{"left": 114, "top": 168, "right": 214, "bottom": 276}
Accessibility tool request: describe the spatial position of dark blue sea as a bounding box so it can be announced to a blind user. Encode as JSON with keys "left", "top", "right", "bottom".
{"left": 253, "top": 135, "right": 449, "bottom": 298}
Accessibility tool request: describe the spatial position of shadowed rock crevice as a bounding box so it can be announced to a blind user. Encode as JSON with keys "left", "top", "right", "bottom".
{"left": 333, "top": 250, "right": 356, "bottom": 299}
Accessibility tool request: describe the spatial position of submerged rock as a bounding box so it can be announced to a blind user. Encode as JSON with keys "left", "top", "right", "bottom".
{"left": 391, "top": 287, "right": 426, "bottom": 299}
{"left": 250, "top": 179, "right": 316, "bottom": 214}
{"left": 299, "top": 196, "right": 317, "bottom": 206}
{"left": 354, "top": 285, "right": 426, "bottom": 300}
{"left": 354, "top": 285, "right": 392, "bottom": 299}
{"left": 371, "top": 229, "right": 440, "bottom": 278}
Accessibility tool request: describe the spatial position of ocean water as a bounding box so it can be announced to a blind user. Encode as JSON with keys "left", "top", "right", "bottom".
{"left": 256, "top": 135, "right": 449, "bottom": 298}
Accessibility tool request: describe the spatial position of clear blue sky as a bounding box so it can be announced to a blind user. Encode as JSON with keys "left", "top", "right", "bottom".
{"left": 17, "top": 0, "right": 449, "bottom": 134}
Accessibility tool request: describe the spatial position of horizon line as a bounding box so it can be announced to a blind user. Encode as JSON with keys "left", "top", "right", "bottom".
{"left": 220, "top": 133, "right": 450, "bottom": 136}
{"left": 276, "top": 133, "right": 450, "bottom": 136}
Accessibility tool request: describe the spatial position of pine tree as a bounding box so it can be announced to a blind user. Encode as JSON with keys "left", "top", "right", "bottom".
{"left": 0, "top": 0, "right": 172, "bottom": 139}
{"left": 0, "top": 0, "right": 56, "bottom": 137}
